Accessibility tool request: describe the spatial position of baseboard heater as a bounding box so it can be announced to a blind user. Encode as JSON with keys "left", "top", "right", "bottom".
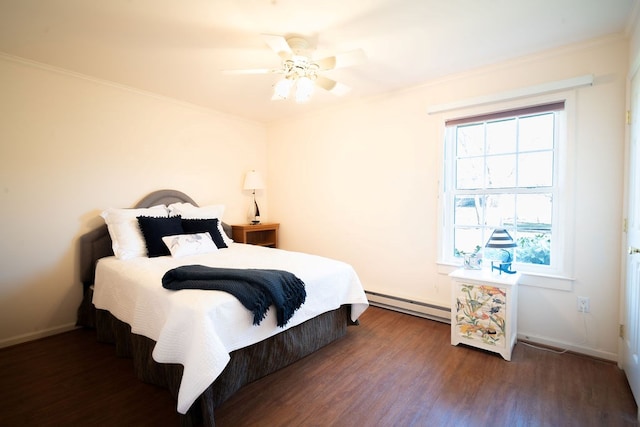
{"left": 365, "top": 291, "right": 451, "bottom": 324}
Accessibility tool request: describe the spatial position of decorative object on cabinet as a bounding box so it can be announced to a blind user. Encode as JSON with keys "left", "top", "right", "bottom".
{"left": 232, "top": 223, "right": 279, "bottom": 248}
{"left": 243, "top": 170, "right": 265, "bottom": 224}
{"left": 484, "top": 228, "right": 517, "bottom": 274}
{"left": 462, "top": 245, "right": 482, "bottom": 270}
{"left": 449, "top": 268, "right": 521, "bottom": 361}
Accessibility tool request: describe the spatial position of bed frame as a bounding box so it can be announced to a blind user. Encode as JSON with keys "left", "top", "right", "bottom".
{"left": 76, "top": 190, "right": 353, "bottom": 426}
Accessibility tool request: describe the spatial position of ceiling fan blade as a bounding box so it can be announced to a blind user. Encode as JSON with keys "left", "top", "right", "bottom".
{"left": 261, "top": 34, "right": 292, "bottom": 58}
{"left": 315, "top": 76, "right": 351, "bottom": 96}
{"left": 315, "top": 49, "right": 366, "bottom": 70}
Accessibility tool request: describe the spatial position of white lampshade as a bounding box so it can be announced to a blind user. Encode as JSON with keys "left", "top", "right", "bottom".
{"left": 272, "top": 78, "right": 293, "bottom": 100}
{"left": 243, "top": 170, "right": 265, "bottom": 191}
{"left": 295, "top": 76, "right": 314, "bottom": 103}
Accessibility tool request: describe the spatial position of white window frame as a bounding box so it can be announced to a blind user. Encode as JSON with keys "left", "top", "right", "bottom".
{"left": 437, "top": 93, "right": 576, "bottom": 290}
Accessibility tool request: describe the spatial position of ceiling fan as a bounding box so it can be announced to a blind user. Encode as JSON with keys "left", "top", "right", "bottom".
{"left": 225, "top": 34, "right": 365, "bottom": 103}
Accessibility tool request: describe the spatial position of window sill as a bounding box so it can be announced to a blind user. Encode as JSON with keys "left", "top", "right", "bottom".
{"left": 437, "top": 262, "right": 574, "bottom": 291}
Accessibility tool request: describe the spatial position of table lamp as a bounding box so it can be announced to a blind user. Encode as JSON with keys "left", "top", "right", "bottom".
{"left": 485, "top": 228, "right": 517, "bottom": 274}
{"left": 243, "top": 170, "right": 265, "bottom": 224}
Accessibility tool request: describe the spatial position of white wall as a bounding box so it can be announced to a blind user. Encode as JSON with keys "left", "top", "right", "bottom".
{"left": 0, "top": 55, "right": 268, "bottom": 347}
{"left": 0, "top": 34, "right": 629, "bottom": 361}
{"left": 268, "top": 35, "right": 628, "bottom": 360}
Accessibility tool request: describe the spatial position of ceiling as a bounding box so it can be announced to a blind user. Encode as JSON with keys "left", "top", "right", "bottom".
{"left": 0, "top": 0, "right": 637, "bottom": 123}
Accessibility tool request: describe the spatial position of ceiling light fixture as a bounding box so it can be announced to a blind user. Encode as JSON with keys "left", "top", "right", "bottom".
{"left": 226, "top": 35, "right": 363, "bottom": 102}
{"left": 271, "top": 55, "right": 319, "bottom": 103}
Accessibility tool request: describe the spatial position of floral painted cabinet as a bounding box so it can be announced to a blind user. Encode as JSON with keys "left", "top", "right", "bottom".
{"left": 449, "top": 269, "right": 521, "bottom": 361}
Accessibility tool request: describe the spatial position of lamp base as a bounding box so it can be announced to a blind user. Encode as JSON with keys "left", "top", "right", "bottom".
{"left": 491, "top": 261, "right": 517, "bottom": 275}
{"left": 251, "top": 220, "right": 260, "bottom": 225}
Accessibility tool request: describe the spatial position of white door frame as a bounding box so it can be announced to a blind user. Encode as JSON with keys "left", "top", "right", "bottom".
{"left": 621, "top": 54, "right": 640, "bottom": 421}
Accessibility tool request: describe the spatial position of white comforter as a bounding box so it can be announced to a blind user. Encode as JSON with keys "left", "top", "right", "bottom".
{"left": 92, "top": 243, "right": 369, "bottom": 414}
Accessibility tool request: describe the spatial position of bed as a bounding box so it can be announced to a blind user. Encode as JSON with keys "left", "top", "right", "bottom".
{"left": 76, "top": 189, "right": 369, "bottom": 426}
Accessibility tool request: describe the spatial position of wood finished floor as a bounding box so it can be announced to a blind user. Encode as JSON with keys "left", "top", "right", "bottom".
{"left": 0, "top": 306, "right": 637, "bottom": 427}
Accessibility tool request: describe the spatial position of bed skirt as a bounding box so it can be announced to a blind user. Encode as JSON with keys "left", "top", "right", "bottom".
{"left": 95, "top": 306, "right": 352, "bottom": 426}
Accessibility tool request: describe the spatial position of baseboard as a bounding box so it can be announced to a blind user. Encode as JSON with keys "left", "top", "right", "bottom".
{"left": 517, "top": 332, "right": 618, "bottom": 362}
{"left": 0, "top": 323, "right": 78, "bottom": 349}
{"left": 366, "top": 291, "right": 451, "bottom": 324}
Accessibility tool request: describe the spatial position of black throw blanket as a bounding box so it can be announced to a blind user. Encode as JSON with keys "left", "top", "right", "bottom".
{"left": 161, "top": 265, "right": 306, "bottom": 327}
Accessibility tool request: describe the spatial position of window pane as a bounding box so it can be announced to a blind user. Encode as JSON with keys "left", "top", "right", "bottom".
{"left": 516, "top": 231, "right": 551, "bottom": 265}
{"left": 515, "top": 194, "right": 552, "bottom": 266}
{"left": 486, "top": 154, "right": 516, "bottom": 188}
{"left": 456, "top": 157, "right": 484, "bottom": 189}
{"left": 456, "top": 124, "right": 484, "bottom": 157}
{"left": 516, "top": 194, "right": 552, "bottom": 232}
{"left": 519, "top": 152, "right": 553, "bottom": 187}
{"left": 519, "top": 113, "right": 554, "bottom": 152}
{"left": 486, "top": 118, "right": 516, "bottom": 154}
{"left": 454, "top": 196, "right": 485, "bottom": 226}
{"left": 485, "top": 194, "right": 516, "bottom": 227}
{"left": 454, "top": 227, "right": 483, "bottom": 256}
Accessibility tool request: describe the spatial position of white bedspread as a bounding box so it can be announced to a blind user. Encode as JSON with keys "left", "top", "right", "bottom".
{"left": 92, "top": 243, "right": 369, "bottom": 414}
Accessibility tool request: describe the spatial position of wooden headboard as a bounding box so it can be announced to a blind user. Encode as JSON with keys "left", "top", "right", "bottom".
{"left": 79, "top": 189, "right": 231, "bottom": 290}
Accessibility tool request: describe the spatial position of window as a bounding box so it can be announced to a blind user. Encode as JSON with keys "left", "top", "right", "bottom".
{"left": 441, "top": 102, "right": 566, "bottom": 274}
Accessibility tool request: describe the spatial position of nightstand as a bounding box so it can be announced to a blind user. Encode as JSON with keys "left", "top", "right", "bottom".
{"left": 231, "top": 223, "right": 279, "bottom": 248}
{"left": 449, "top": 268, "right": 521, "bottom": 361}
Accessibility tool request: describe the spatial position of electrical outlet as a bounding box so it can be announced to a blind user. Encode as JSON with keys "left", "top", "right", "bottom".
{"left": 577, "top": 296, "right": 590, "bottom": 313}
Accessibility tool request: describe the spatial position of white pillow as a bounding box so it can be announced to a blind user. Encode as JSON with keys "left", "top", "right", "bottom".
{"left": 167, "top": 202, "right": 233, "bottom": 245}
{"left": 167, "top": 202, "right": 224, "bottom": 218}
{"left": 100, "top": 205, "right": 168, "bottom": 260}
{"left": 162, "top": 232, "right": 218, "bottom": 258}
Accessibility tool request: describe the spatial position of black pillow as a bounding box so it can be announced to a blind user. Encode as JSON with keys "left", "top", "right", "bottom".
{"left": 181, "top": 218, "right": 228, "bottom": 249}
{"left": 137, "top": 215, "right": 184, "bottom": 257}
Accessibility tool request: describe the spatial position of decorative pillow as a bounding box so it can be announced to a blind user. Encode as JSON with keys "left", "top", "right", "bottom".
{"left": 181, "top": 218, "right": 228, "bottom": 248}
{"left": 100, "top": 205, "right": 168, "bottom": 260}
{"left": 168, "top": 202, "right": 233, "bottom": 245}
{"left": 137, "top": 215, "right": 184, "bottom": 257}
{"left": 162, "top": 232, "right": 219, "bottom": 258}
